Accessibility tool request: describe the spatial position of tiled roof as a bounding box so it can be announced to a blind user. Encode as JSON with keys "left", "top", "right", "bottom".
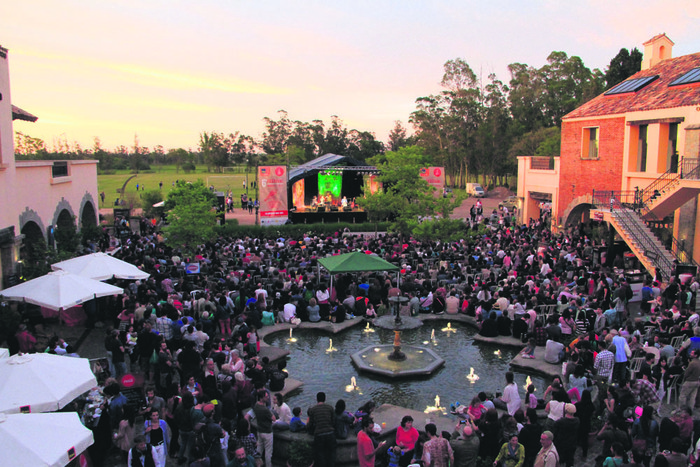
{"left": 643, "top": 33, "right": 674, "bottom": 46}
{"left": 564, "top": 52, "right": 700, "bottom": 120}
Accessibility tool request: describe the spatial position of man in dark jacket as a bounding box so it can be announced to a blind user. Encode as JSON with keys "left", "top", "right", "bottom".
{"left": 307, "top": 392, "right": 336, "bottom": 467}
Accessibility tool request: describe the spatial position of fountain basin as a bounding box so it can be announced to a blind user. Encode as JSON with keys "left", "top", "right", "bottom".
{"left": 373, "top": 315, "right": 423, "bottom": 330}
{"left": 351, "top": 345, "right": 445, "bottom": 378}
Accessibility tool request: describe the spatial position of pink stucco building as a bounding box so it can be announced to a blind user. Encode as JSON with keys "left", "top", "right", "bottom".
{"left": 0, "top": 45, "right": 99, "bottom": 289}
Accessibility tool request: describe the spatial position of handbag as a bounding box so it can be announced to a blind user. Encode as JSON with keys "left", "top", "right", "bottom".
{"left": 149, "top": 349, "right": 159, "bottom": 365}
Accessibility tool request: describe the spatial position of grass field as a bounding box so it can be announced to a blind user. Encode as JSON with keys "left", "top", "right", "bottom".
{"left": 97, "top": 165, "right": 258, "bottom": 210}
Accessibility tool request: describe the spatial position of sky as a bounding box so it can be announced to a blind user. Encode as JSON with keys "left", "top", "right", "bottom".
{"left": 3, "top": 0, "right": 700, "bottom": 152}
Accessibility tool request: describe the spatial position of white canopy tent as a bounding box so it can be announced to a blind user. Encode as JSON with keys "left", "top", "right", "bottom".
{"left": 0, "top": 412, "right": 94, "bottom": 467}
{"left": 0, "top": 270, "right": 123, "bottom": 311}
{"left": 0, "top": 353, "right": 97, "bottom": 414}
{"left": 52, "top": 252, "right": 150, "bottom": 281}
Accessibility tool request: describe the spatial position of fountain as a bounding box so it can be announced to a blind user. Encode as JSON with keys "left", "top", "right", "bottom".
{"left": 466, "top": 367, "right": 480, "bottom": 383}
{"left": 363, "top": 322, "right": 375, "bottom": 333}
{"left": 266, "top": 323, "right": 547, "bottom": 412}
{"left": 441, "top": 323, "right": 456, "bottom": 333}
{"left": 287, "top": 328, "right": 297, "bottom": 343}
{"left": 350, "top": 297, "right": 444, "bottom": 378}
{"left": 326, "top": 339, "right": 337, "bottom": 353}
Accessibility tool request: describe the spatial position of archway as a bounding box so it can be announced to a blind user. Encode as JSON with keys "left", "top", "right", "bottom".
{"left": 20, "top": 221, "right": 48, "bottom": 280}
{"left": 55, "top": 209, "right": 78, "bottom": 253}
{"left": 80, "top": 201, "right": 97, "bottom": 229}
{"left": 564, "top": 203, "right": 593, "bottom": 228}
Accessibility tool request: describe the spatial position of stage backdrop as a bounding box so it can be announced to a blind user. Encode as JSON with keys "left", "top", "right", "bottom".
{"left": 318, "top": 173, "right": 342, "bottom": 203}
{"left": 259, "top": 166, "right": 288, "bottom": 225}
{"left": 420, "top": 167, "right": 445, "bottom": 196}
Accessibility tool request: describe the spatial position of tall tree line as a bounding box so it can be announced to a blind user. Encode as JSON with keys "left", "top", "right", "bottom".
{"left": 15, "top": 47, "right": 642, "bottom": 182}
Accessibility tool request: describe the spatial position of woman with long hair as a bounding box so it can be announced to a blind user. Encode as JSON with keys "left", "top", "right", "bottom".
{"left": 631, "top": 405, "right": 659, "bottom": 465}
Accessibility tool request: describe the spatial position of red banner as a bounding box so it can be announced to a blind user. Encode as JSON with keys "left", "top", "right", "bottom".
{"left": 259, "top": 166, "right": 288, "bottom": 225}
{"left": 420, "top": 167, "right": 445, "bottom": 196}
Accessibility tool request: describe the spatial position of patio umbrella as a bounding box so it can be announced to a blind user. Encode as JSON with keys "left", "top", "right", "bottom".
{"left": 0, "top": 353, "right": 97, "bottom": 414}
{"left": 52, "top": 252, "right": 150, "bottom": 281}
{"left": 0, "top": 412, "right": 94, "bottom": 467}
{"left": 0, "top": 270, "right": 123, "bottom": 311}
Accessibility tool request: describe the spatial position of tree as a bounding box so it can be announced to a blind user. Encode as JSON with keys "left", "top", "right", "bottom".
{"left": 359, "top": 146, "right": 436, "bottom": 237}
{"left": 141, "top": 190, "right": 164, "bottom": 218}
{"left": 605, "top": 47, "right": 643, "bottom": 89}
{"left": 14, "top": 132, "right": 47, "bottom": 157}
{"left": 199, "top": 132, "right": 231, "bottom": 172}
{"left": 163, "top": 180, "right": 217, "bottom": 253}
{"left": 387, "top": 121, "right": 410, "bottom": 152}
{"left": 260, "top": 110, "right": 293, "bottom": 155}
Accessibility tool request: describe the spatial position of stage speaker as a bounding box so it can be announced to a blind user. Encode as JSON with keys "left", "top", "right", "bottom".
{"left": 318, "top": 206, "right": 326, "bottom": 212}
{"left": 330, "top": 206, "right": 339, "bottom": 212}
{"left": 343, "top": 206, "right": 351, "bottom": 212}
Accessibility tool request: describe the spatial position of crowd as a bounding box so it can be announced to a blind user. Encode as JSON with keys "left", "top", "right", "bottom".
{"left": 8, "top": 204, "right": 700, "bottom": 467}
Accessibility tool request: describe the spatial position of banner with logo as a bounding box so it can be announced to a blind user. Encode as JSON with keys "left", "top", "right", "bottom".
{"left": 259, "top": 166, "right": 289, "bottom": 225}
{"left": 292, "top": 179, "right": 305, "bottom": 209}
{"left": 420, "top": 167, "right": 445, "bottom": 196}
{"left": 364, "top": 174, "right": 382, "bottom": 196}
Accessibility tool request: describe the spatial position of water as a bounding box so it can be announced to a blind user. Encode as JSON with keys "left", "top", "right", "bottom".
{"left": 265, "top": 323, "right": 548, "bottom": 414}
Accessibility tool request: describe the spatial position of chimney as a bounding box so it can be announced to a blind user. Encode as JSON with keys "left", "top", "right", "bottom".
{"left": 641, "top": 33, "right": 674, "bottom": 70}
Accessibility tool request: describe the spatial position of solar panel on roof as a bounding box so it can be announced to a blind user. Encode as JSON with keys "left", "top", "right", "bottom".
{"left": 604, "top": 76, "right": 658, "bottom": 95}
{"left": 669, "top": 67, "right": 700, "bottom": 86}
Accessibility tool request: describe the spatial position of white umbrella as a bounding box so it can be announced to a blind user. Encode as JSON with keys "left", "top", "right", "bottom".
{"left": 0, "top": 270, "right": 123, "bottom": 310}
{"left": 0, "top": 353, "right": 98, "bottom": 414}
{"left": 0, "top": 412, "right": 94, "bottom": 467}
{"left": 52, "top": 252, "right": 150, "bottom": 281}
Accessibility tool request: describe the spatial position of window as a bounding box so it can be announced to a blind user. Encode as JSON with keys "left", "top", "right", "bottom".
{"left": 669, "top": 67, "right": 700, "bottom": 86}
{"left": 637, "top": 125, "right": 648, "bottom": 172}
{"left": 668, "top": 122, "right": 679, "bottom": 172}
{"left": 604, "top": 76, "right": 658, "bottom": 95}
{"left": 581, "top": 127, "right": 599, "bottom": 159}
{"left": 52, "top": 161, "right": 68, "bottom": 178}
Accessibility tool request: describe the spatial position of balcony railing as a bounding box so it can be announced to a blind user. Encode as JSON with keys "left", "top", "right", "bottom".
{"left": 530, "top": 157, "right": 555, "bottom": 170}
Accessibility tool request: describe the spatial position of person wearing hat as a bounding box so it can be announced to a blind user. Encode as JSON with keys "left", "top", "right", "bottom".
{"left": 534, "top": 431, "right": 559, "bottom": 467}
{"left": 449, "top": 418, "right": 480, "bottom": 467}
{"left": 553, "top": 403, "right": 580, "bottom": 467}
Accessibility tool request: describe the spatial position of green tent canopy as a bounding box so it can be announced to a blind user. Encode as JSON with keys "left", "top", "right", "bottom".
{"left": 318, "top": 251, "right": 399, "bottom": 274}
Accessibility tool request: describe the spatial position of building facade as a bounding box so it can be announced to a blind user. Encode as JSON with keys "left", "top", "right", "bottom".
{"left": 518, "top": 34, "right": 700, "bottom": 273}
{"left": 0, "top": 45, "right": 99, "bottom": 288}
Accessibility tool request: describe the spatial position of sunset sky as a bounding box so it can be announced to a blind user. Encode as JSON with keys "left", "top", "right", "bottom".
{"left": 3, "top": 0, "right": 700, "bottom": 152}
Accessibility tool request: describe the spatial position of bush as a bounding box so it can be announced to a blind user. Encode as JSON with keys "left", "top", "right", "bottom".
{"left": 182, "top": 162, "right": 196, "bottom": 173}
{"left": 215, "top": 222, "right": 390, "bottom": 239}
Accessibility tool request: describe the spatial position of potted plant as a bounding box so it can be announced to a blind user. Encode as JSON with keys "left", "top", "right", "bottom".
{"left": 287, "top": 440, "right": 314, "bottom": 467}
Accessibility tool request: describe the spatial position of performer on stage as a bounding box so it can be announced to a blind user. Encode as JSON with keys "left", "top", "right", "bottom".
{"left": 341, "top": 196, "right": 348, "bottom": 208}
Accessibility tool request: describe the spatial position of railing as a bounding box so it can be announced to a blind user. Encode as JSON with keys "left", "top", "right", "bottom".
{"left": 530, "top": 157, "right": 554, "bottom": 170}
{"left": 682, "top": 158, "right": 700, "bottom": 180}
{"left": 610, "top": 202, "right": 674, "bottom": 279}
{"left": 641, "top": 167, "right": 680, "bottom": 206}
{"left": 591, "top": 190, "right": 639, "bottom": 209}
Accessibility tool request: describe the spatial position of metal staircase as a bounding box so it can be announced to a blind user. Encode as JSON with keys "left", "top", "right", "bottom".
{"left": 591, "top": 190, "right": 696, "bottom": 280}
{"left": 641, "top": 158, "right": 700, "bottom": 219}
{"left": 609, "top": 201, "right": 676, "bottom": 279}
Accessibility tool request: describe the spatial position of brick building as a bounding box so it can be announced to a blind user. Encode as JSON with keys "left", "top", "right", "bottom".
{"left": 518, "top": 34, "right": 700, "bottom": 275}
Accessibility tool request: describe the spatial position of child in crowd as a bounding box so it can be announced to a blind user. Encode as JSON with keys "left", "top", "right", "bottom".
{"left": 527, "top": 384, "right": 537, "bottom": 409}
{"left": 521, "top": 337, "right": 536, "bottom": 359}
{"left": 289, "top": 407, "right": 306, "bottom": 432}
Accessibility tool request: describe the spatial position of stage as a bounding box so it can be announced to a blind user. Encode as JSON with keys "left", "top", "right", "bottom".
{"left": 290, "top": 206, "right": 368, "bottom": 224}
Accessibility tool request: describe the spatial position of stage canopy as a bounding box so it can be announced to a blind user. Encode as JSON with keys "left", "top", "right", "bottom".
{"left": 288, "top": 153, "right": 374, "bottom": 185}
{"left": 318, "top": 251, "right": 399, "bottom": 274}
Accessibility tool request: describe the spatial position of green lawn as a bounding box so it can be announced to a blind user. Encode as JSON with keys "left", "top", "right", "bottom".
{"left": 97, "top": 165, "right": 258, "bottom": 210}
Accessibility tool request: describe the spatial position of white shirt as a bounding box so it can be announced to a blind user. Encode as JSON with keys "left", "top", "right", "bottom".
{"left": 502, "top": 383, "right": 521, "bottom": 416}
{"left": 282, "top": 303, "right": 296, "bottom": 322}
